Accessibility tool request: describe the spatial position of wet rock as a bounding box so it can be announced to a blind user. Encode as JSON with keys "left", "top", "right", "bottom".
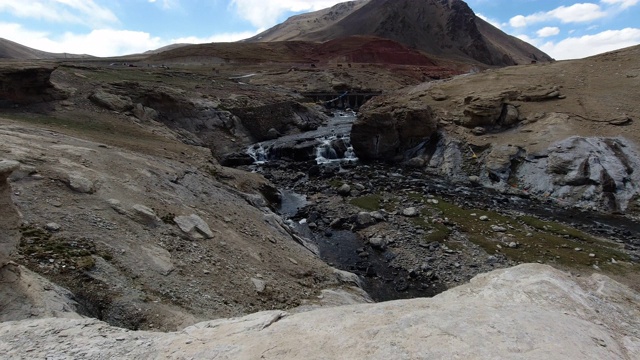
{"left": 220, "top": 152, "right": 255, "bottom": 167}
{"left": 266, "top": 128, "right": 281, "bottom": 140}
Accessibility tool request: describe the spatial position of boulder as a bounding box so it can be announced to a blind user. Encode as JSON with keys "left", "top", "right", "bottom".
{"left": 461, "top": 96, "right": 503, "bottom": 127}
{"left": 0, "top": 160, "right": 19, "bottom": 182}
{"left": 174, "top": 214, "right": 214, "bottom": 239}
{"left": 131, "top": 204, "right": 162, "bottom": 227}
{"left": 89, "top": 90, "right": 133, "bottom": 112}
{"left": 337, "top": 184, "right": 351, "bottom": 196}
{"left": 66, "top": 173, "right": 95, "bottom": 194}
{"left": 352, "top": 104, "right": 438, "bottom": 161}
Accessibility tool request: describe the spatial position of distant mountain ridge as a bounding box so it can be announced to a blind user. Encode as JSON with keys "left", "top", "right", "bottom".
{"left": 0, "top": 38, "right": 91, "bottom": 60}
{"left": 247, "top": 0, "right": 553, "bottom": 66}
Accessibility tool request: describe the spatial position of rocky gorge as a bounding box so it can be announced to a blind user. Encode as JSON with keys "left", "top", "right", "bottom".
{"left": 1, "top": 0, "right": 640, "bottom": 357}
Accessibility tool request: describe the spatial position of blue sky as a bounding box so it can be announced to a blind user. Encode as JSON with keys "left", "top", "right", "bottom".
{"left": 0, "top": 0, "right": 638, "bottom": 59}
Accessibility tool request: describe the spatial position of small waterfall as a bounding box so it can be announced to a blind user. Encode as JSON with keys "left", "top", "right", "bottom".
{"left": 247, "top": 143, "right": 269, "bottom": 164}
{"left": 246, "top": 111, "right": 359, "bottom": 165}
{"left": 315, "top": 135, "right": 358, "bottom": 165}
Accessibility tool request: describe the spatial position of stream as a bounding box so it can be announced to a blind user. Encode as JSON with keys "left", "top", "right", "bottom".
{"left": 247, "top": 112, "right": 640, "bottom": 302}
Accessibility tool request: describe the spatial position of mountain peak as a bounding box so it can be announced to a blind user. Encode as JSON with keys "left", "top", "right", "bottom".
{"left": 247, "top": 0, "right": 552, "bottom": 66}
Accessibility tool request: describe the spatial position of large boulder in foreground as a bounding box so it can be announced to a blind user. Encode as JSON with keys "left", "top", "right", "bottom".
{"left": 352, "top": 100, "right": 438, "bottom": 161}
{"left": 2, "top": 264, "right": 638, "bottom": 359}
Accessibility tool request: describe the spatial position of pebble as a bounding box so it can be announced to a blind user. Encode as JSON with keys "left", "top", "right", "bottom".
{"left": 589, "top": 253, "right": 596, "bottom": 258}
{"left": 491, "top": 225, "right": 507, "bottom": 232}
{"left": 479, "top": 215, "right": 489, "bottom": 221}
{"left": 45, "top": 222, "right": 61, "bottom": 232}
{"left": 508, "top": 242, "right": 518, "bottom": 249}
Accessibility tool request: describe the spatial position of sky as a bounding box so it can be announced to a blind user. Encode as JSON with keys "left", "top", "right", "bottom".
{"left": 0, "top": 0, "right": 638, "bottom": 59}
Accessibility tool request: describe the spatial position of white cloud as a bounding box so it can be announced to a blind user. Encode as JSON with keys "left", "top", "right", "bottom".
{"left": 148, "top": 0, "right": 180, "bottom": 10}
{"left": 509, "top": 3, "right": 606, "bottom": 28}
{"left": 0, "top": 0, "right": 118, "bottom": 26}
{"left": 0, "top": 21, "right": 260, "bottom": 57}
{"left": 172, "top": 30, "right": 260, "bottom": 44}
{"left": 536, "top": 26, "right": 560, "bottom": 37}
{"left": 601, "top": 0, "right": 639, "bottom": 8}
{"left": 540, "top": 27, "right": 640, "bottom": 59}
{"left": 229, "top": 0, "right": 344, "bottom": 28}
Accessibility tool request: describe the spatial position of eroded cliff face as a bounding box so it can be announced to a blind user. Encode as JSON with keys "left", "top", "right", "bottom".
{"left": 1, "top": 264, "right": 638, "bottom": 359}
{"left": 0, "top": 65, "right": 67, "bottom": 107}
{"left": 353, "top": 45, "right": 640, "bottom": 213}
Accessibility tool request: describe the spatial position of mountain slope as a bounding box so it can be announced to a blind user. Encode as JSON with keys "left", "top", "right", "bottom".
{"left": 0, "top": 38, "right": 90, "bottom": 60}
{"left": 247, "top": 0, "right": 552, "bottom": 66}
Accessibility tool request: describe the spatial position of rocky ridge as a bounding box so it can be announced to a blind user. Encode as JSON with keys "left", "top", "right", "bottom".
{"left": 1, "top": 264, "right": 638, "bottom": 359}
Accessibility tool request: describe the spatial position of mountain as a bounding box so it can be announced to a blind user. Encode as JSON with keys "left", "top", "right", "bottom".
{"left": 246, "top": 0, "right": 552, "bottom": 66}
{"left": 0, "top": 38, "right": 91, "bottom": 60}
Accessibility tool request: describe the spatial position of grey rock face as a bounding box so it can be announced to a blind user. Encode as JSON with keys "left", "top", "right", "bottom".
{"left": 516, "top": 136, "right": 640, "bottom": 212}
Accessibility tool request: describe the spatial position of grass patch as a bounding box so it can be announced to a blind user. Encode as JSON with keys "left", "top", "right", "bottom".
{"left": 349, "top": 194, "right": 382, "bottom": 211}
{"left": 18, "top": 225, "right": 110, "bottom": 271}
{"left": 423, "top": 198, "right": 630, "bottom": 274}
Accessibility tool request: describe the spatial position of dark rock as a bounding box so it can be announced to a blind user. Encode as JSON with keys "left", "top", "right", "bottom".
{"left": 352, "top": 104, "right": 438, "bottom": 161}
{"left": 220, "top": 152, "right": 255, "bottom": 167}
{"left": 0, "top": 65, "right": 67, "bottom": 106}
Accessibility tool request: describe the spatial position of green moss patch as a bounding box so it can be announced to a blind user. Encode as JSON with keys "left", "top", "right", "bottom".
{"left": 349, "top": 194, "right": 383, "bottom": 211}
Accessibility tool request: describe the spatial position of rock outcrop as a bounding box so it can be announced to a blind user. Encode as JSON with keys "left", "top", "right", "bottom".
{"left": 1, "top": 264, "right": 638, "bottom": 359}
{"left": 352, "top": 99, "right": 438, "bottom": 161}
{"left": 0, "top": 64, "right": 67, "bottom": 107}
